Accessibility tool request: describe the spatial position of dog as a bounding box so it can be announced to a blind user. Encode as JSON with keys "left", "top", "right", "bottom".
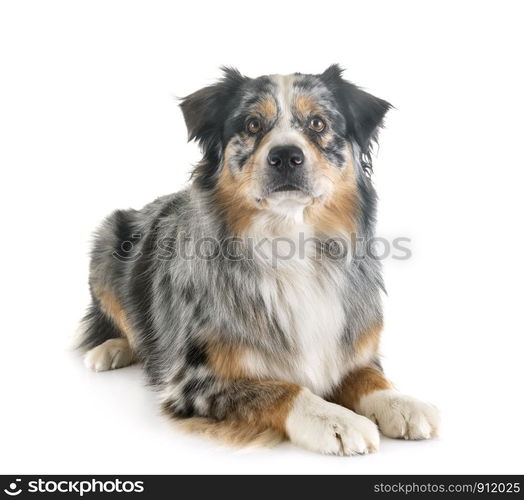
{"left": 78, "top": 65, "right": 439, "bottom": 455}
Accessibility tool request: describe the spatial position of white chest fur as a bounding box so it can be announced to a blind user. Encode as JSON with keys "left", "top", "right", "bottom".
{"left": 240, "top": 207, "right": 358, "bottom": 396}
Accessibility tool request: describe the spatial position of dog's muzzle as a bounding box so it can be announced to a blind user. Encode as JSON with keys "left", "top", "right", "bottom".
{"left": 265, "top": 145, "right": 310, "bottom": 194}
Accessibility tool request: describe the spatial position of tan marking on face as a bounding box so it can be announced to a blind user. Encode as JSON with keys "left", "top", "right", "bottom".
{"left": 93, "top": 286, "right": 135, "bottom": 347}
{"left": 330, "top": 366, "right": 392, "bottom": 411}
{"left": 215, "top": 159, "right": 260, "bottom": 235}
{"left": 217, "top": 134, "right": 275, "bottom": 235}
{"left": 207, "top": 341, "right": 246, "bottom": 379}
{"left": 294, "top": 95, "right": 319, "bottom": 119}
{"left": 305, "top": 148, "right": 358, "bottom": 235}
{"left": 254, "top": 98, "right": 277, "bottom": 120}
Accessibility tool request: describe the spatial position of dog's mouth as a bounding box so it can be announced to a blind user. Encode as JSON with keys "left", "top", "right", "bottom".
{"left": 257, "top": 178, "right": 315, "bottom": 206}
{"left": 261, "top": 186, "right": 314, "bottom": 209}
{"left": 272, "top": 184, "right": 301, "bottom": 193}
{"left": 265, "top": 181, "right": 313, "bottom": 196}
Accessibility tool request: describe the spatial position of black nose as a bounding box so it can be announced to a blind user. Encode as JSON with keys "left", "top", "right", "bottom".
{"left": 267, "top": 145, "right": 304, "bottom": 169}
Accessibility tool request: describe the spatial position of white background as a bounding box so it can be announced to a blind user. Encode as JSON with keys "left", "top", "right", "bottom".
{"left": 1, "top": 0, "right": 523, "bottom": 475}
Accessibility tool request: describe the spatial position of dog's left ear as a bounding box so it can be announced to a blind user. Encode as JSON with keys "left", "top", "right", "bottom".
{"left": 321, "top": 64, "right": 391, "bottom": 157}
{"left": 180, "top": 67, "right": 247, "bottom": 163}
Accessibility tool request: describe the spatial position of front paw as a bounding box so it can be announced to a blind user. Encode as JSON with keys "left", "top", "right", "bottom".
{"left": 285, "top": 388, "right": 380, "bottom": 456}
{"left": 356, "top": 390, "right": 440, "bottom": 440}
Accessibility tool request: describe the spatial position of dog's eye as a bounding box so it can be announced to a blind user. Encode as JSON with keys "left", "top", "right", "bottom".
{"left": 246, "top": 118, "right": 262, "bottom": 134}
{"left": 308, "top": 116, "right": 326, "bottom": 132}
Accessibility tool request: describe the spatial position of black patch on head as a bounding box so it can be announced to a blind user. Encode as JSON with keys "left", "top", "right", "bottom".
{"left": 320, "top": 64, "right": 392, "bottom": 172}
{"left": 179, "top": 67, "right": 248, "bottom": 190}
{"left": 180, "top": 70, "right": 278, "bottom": 188}
{"left": 292, "top": 75, "right": 317, "bottom": 93}
{"left": 238, "top": 79, "right": 274, "bottom": 112}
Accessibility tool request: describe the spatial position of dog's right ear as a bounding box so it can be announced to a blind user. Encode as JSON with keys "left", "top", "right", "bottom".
{"left": 180, "top": 67, "right": 247, "bottom": 162}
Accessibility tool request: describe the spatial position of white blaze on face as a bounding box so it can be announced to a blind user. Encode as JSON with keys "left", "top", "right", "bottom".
{"left": 253, "top": 74, "right": 314, "bottom": 214}
{"left": 273, "top": 74, "right": 294, "bottom": 125}
{"left": 259, "top": 74, "right": 311, "bottom": 169}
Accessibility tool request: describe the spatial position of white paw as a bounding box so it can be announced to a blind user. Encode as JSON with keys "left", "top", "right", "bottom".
{"left": 356, "top": 390, "right": 440, "bottom": 440}
{"left": 286, "top": 388, "right": 379, "bottom": 456}
{"left": 84, "top": 338, "right": 134, "bottom": 372}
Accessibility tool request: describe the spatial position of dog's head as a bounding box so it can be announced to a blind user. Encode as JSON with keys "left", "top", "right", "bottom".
{"left": 180, "top": 66, "right": 391, "bottom": 235}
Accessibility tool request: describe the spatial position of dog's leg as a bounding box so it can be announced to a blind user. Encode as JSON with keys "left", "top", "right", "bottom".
{"left": 77, "top": 294, "right": 137, "bottom": 372}
{"left": 331, "top": 366, "right": 440, "bottom": 440}
{"left": 162, "top": 379, "right": 379, "bottom": 455}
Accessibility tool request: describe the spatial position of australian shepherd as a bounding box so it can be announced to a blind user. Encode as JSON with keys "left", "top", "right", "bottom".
{"left": 78, "top": 65, "right": 439, "bottom": 455}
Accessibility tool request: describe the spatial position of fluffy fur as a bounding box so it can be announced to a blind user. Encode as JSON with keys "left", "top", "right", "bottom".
{"left": 77, "top": 65, "right": 439, "bottom": 455}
